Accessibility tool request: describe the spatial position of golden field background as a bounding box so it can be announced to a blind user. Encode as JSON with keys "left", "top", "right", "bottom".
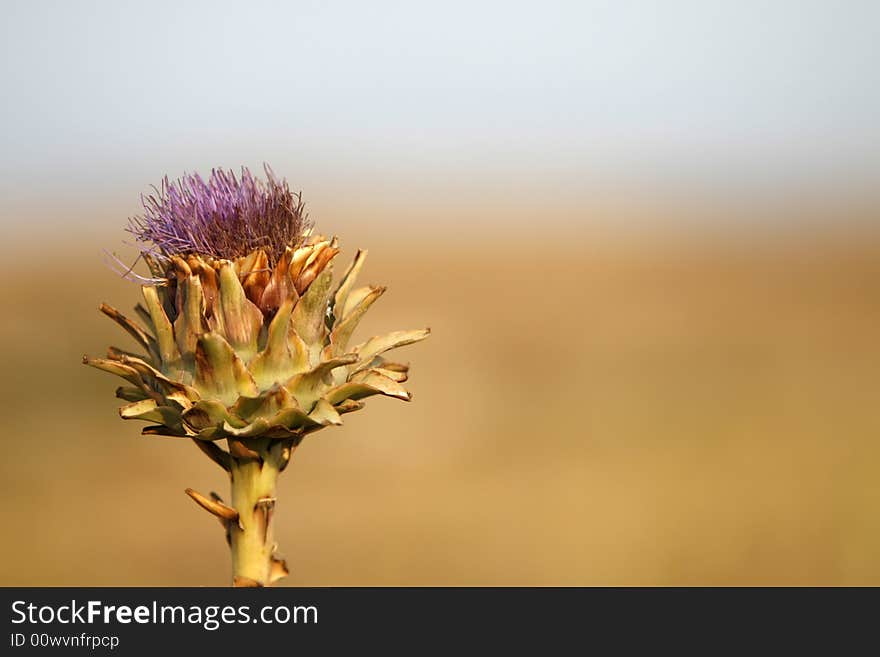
{"left": 1, "top": 212, "right": 879, "bottom": 586}
{"left": 3, "top": 0, "right": 879, "bottom": 587}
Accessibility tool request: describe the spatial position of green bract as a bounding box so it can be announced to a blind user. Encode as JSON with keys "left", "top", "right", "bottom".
{"left": 86, "top": 237, "right": 428, "bottom": 445}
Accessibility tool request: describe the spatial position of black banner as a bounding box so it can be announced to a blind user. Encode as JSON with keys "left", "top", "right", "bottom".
{"left": 0, "top": 587, "right": 871, "bottom": 652}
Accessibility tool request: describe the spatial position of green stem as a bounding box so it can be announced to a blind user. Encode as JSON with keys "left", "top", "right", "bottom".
{"left": 228, "top": 439, "right": 287, "bottom": 587}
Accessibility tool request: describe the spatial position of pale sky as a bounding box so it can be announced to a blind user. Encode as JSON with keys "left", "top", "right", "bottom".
{"left": 1, "top": 1, "right": 878, "bottom": 214}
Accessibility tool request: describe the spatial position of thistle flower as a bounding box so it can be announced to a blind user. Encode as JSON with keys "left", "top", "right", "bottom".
{"left": 84, "top": 166, "right": 429, "bottom": 586}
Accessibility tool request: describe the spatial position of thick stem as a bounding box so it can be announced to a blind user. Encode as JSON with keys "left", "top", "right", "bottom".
{"left": 228, "top": 439, "right": 285, "bottom": 587}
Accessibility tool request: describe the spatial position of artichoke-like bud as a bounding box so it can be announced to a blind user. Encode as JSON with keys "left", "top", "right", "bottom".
{"left": 87, "top": 238, "right": 427, "bottom": 443}
{"left": 84, "top": 167, "right": 429, "bottom": 586}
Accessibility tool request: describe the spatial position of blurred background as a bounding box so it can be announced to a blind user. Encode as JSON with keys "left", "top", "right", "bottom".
{"left": 1, "top": 0, "right": 879, "bottom": 585}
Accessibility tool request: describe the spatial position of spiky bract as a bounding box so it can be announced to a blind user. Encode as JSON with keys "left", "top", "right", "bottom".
{"left": 85, "top": 237, "right": 429, "bottom": 447}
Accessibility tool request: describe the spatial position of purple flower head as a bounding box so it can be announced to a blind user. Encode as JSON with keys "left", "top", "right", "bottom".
{"left": 128, "top": 165, "right": 312, "bottom": 266}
